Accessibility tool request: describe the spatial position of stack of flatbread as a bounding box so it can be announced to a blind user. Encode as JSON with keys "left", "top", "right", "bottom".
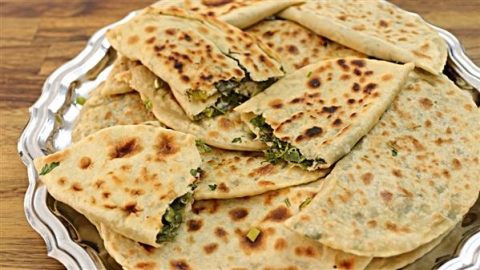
{"left": 34, "top": 1, "right": 479, "bottom": 269}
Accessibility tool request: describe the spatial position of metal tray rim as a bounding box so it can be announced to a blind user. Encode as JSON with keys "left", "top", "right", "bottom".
{"left": 17, "top": 9, "right": 480, "bottom": 270}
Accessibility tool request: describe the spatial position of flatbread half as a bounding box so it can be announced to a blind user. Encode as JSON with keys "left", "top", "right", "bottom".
{"left": 152, "top": 0, "right": 304, "bottom": 29}
{"left": 279, "top": 0, "right": 447, "bottom": 74}
{"left": 247, "top": 19, "right": 365, "bottom": 73}
{"left": 34, "top": 125, "right": 202, "bottom": 247}
{"left": 236, "top": 58, "right": 414, "bottom": 170}
{"left": 107, "top": 6, "right": 283, "bottom": 120}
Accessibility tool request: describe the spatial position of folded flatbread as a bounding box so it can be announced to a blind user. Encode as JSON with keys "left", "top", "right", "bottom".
{"left": 72, "top": 85, "right": 156, "bottom": 143}
{"left": 34, "top": 125, "right": 202, "bottom": 247}
{"left": 285, "top": 71, "right": 480, "bottom": 257}
{"left": 107, "top": 6, "right": 283, "bottom": 120}
{"left": 124, "top": 64, "right": 266, "bottom": 150}
{"left": 279, "top": 0, "right": 447, "bottom": 74}
{"left": 99, "top": 184, "right": 372, "bottom": 270}
{"left": 247, "top": 19, "right": 365, "bottom": 73}
{"left": 100, "top": 55, "right": 139, "bottom": 96}
{"left": 194, "top": 147, "right": 328, "bottom": 199}
{"left": 152, "top": 0, "right": 304, "bottom": 29}
{"left": 236, "top": 58, "right": 414, "bottom": 170}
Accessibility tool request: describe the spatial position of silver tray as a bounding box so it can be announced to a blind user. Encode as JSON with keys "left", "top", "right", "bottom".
{"left": 17, "top": 9, "right": 480, "bottom": 270}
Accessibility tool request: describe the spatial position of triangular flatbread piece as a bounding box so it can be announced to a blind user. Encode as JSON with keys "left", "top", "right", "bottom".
{"left": 236, "top": 58, "right": 414, "bottom": 170}
{"left": 34, "top": 125, "right": 202, "bottom": 247}
{"left": 279, "top": 0, "right": 447, "bottom": 74}
{"left": 107, "top": 6, "right": 283, "bottom": 120}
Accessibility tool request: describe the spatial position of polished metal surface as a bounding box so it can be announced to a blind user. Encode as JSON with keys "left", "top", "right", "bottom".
{"left": 17, "top": 10, "right": 480, "bottom": 270}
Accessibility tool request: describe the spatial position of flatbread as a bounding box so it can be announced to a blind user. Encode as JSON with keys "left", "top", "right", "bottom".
{"left": 100, "top": 55, "right": 139, "bottom": 96}
{"left": 247, "top": 19, "right": 365, "bottom": 73}
{"left": 107, "top": 6, "right": 283, "bottom": 119}
{"left": 285, "top": 71, "right": 480, "bottom": 257}
{"left": 99, "top": 184, "right": 372, "bottom": 270}
{"left": 194, "top": 147, "right": 328, "bottom": 199}
{"left": 72, "top": 85, "right": 156, "bottom": 143}
{"left": 279, "top": 0, "right": 447, "bottom": 74}
{"left": 152, "top": 0, "right": 304, "bottom": 29}
{"left": 34, "top": 125, "right": 201, "bottom": 247}
{"left": 236, "top": 58, "right": 414, "bottom": 170}
{"left": 125, "top": 64, "right": 266, "bottom": 151}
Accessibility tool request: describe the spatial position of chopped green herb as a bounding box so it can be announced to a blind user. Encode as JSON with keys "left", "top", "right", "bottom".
{"left": 249, "top": 114, "right": 267, "bottom": 128}
{"left": 250, "top": 115, "right": 325, "bottom": 168}
{"left": 75, "top": 96, "right": 86, "bottom": 105}
{"left": 39, "top": 162, "right": 60, "bottom": 176}
{"left": 193, "top": 77, "right": 276, "bottom": 120}
{"left": 307, "top": 71, "right": 313, "bottom": 78}
{"left": 392, "top": 149, "right": 398, "bottom": 156}
{"left": 208, "top": 184, "right": 217, "bottom": 191}
{"left": 157, "top": 193, "right": 192, "bottom": 243}
{"left": 195, "top": 91, "right": 248, "bottom": 120}
{"left": 188, "top": 89, "right": 209, "bottom": 101}
{"left": 284, "top": 198, "right": 291, "bottom": 207}
{"left": 246, "top": 227, "right": 261, "bottom": 242}
{"left": 232, "top": 137, "right": 242, "bottom": 143}
{"left": 299, "top": 197, "right": 313, "bottom": 210}
{"left": 188, "top": 183, "right": 198, "bottom": 190}
{"left": 144, "top": 98, "right": 153, "bottom": 111}
{"left": 195, "top": 140, "right": 212, "bottom": 153}
{"left": 190, "top": 168, "right": 202, "bottom": 178}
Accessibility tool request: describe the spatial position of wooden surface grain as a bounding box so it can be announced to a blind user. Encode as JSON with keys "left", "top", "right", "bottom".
{"left": 0, "top": 1, "right": 479, "bottom": 269}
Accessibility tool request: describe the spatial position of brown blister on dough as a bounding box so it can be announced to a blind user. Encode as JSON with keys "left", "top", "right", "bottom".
{"left": 79, "top": 156, "right": 92, "bottom": 169}
{"left": 187, "top": 219, "right": 203, "bottom": 232}
{"left": 71, "top": 182, "right": 83, "bottom": 192}
{"left": 248, "top": 164, "right": 275, "bottom": 177}
{"left": 237, "top": 227, "right": 273, "bottom": 255}
{"left": 155, "top": 133, "right": 179, "bottom": 160}
{"left": 135, "top": 262, "right": 156, "bottom": 270}
{"left": 263, "top": 206, "right": 292, "bottom": 222}
{"left": 228, "top": 208, "right": 249, "bottom": 221}
{"left": 110, "top": 137, "right": 143, "bottom": 159}
{"left": 169, "top": 259, "right": 191, "bottom": 270}
{"left": 294, "top": 245, "right": 317, "bottom": 258}
{"left": 203, "top": 243, "right": 219, "bottom": 254}
{"left": 269, "top": 99, "right": 283, "bottom": 109}
{"left": 122, "top": 202, "right": 142, "bottom": 216}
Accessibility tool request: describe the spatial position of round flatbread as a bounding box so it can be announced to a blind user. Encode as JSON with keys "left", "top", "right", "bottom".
{"left": 99, "top": 183, "right": 372, "bottom": 270}
{"left": 285, "top": 71, "right": 480, "bottom": 257}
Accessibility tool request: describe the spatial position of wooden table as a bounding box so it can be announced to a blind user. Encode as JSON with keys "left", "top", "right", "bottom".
{"left": 0, "top": 1, "right": 479, "bottom": 269}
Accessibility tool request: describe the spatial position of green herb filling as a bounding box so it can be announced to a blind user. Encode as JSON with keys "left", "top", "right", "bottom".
{"left": 249, "top": 115, "right": 325, "bottom": 168}
{"left": 195, "top": 140, "right": 212, "bottom": 154}
{"left": 193, "top": 77, "right": 276, "bottom": 120}
{"left": 156, "top": 192, "right": 193, "bottom": 243}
